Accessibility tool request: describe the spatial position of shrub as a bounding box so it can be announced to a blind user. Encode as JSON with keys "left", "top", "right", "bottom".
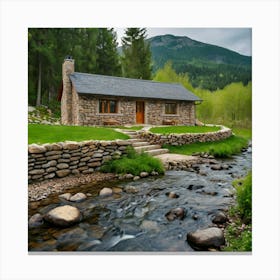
{"left": 223, "top": 171, "right": 252, "bottom": 251}
{"left": 223, "top": 223, "right": 252, "bottom": 251}
{"left": 234, "top": 172, "right": 252, "bottom": 222}
{"left": 100, "top": 147, "right": 165, "bottom": 176}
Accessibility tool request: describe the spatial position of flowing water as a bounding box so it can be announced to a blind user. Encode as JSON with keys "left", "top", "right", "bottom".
{"left": 29, "top": 147, "right": 251, "bottom": 252}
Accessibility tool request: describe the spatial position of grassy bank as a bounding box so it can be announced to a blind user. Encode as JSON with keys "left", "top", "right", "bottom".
{"left": 164, "top": 135, "right": 248, "bottom": 158}
{"left": 100, "top": 147, "right": 165, "bottom": 176}
{"left": 232, "top": 127, "right": 252, "bottom": 140}
{"left": 223, "top": 172, "right": 252, "bottom": 251}
{"left": 28, "top": 124, "right": 129, "bottom": 144}
{"left": 149, "top": 125, "right": 220, "bottom": 134}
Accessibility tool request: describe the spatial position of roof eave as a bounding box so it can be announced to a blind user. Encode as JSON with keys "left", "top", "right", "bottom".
{"left": 77, "top": 91, "right": 200, "bottom": 102}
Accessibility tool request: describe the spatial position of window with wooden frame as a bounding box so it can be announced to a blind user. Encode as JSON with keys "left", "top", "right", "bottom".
{"left": 165, "top": 103, "right": 177, "bottom": 114}
{"left": 99, "top": 99, "right": 118, "bottom": 114}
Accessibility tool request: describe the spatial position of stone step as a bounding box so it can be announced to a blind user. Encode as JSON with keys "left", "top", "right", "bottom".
{"left": 145, "top": 148, "right": 169, "bottom": 156}
{"left": 125, "top": 132, "right": 138, "bottom": 135}
{"left": 134, "top": 145, "right": 161, "bottom": 153}
{"left": 132, "top": 142, "right": 149, "bottom": 147}
{"left": 121, "top": 130, "right": 137, "bottom": 133}
{"left": 128, "top": 139, "right": 142, "bottom": 143}
{"left": 129, "top": 135, "right": 141, "bottom": 139}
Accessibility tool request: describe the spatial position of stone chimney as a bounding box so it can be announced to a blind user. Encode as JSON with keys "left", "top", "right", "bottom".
{"left": 61, "top": 56, "right": 74, "bottom": 125}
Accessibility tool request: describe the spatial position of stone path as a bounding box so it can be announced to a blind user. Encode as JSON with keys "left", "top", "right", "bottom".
{"left": 119, "top": 129, "right": 169, "bottom": 156}
{"left": 118, "top": 129, "right": 201, "bottom": 168}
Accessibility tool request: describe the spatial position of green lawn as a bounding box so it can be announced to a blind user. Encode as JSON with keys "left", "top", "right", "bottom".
{"left": 164, "top": 135, "right": 248, "bottom": 158}
{"left": 232, "top": 127, "right": 252, "bottom": 140}
{"left": 149, "top": 125, "right": 220, "bottom": 134}
{"left": 28, "top": 124, "right": 129, "bottom": 144}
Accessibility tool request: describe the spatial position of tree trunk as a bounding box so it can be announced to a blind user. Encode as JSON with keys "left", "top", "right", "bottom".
{"left": 48, "top": 85, "right": 55, "bottom": 104}
{"left": 36, "top": 58, "right": 42, "bottom": 107}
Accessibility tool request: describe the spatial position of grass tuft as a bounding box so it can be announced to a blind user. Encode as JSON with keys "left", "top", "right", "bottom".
{"left": 223, "top": 172, "right": 252, "bottom": 251}
{"left": 100, "top": 147, "right": 165, "bottom": 176}
{"left": 233, "top": 172, "right": 252, "bottom": 222}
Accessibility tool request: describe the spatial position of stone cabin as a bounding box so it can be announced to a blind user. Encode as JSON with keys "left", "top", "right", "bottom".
{"left": 60, "top": 57, "right": 201, "bottom": 126}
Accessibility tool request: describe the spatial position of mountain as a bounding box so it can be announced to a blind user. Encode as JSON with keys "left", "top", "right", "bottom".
{"left": 147, "top": 34, "right": 251, "bottom": 90}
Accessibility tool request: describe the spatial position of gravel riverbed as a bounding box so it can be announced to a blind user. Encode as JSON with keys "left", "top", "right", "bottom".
{"left": 28, "top": 172, "right": 117, "bottom": 202}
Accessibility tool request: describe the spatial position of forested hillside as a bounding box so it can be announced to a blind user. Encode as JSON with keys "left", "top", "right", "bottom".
{"left": 148, "top": 34, "right": 251, "bottom": 90}
{"left": 154, "top": 63, "right": 252, "bottom": 128}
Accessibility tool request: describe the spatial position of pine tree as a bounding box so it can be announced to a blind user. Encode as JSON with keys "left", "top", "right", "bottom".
{"left": 121, "top": 28, "right": 152, "bottom": 79}
{"left": 28, "top": 28, "right": 57, "bottom": 106}
{"left": 96, "top": 28, "right": 121, "bottom": 76}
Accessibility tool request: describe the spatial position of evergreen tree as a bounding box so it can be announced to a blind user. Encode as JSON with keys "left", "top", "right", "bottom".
{"left": 121, "top": 28, "right": 152, "bottom": 79}
{"left": 96, "top": 28, "right": 121, "bottom": 76}
{"left": 28, "top": 28, "right": 57, "bottom": 106}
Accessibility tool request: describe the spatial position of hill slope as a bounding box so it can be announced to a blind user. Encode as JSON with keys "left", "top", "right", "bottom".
{"left": 147, "top": 34, "right": 251, "bottom": 90}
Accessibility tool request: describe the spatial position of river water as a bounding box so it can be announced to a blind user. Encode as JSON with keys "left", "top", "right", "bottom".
{"left": 28, "top": 147, "right": 251, "bottom": 252}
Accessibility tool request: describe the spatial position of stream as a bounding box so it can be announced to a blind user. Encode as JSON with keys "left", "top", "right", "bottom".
{"left": 29, "top": 146, "right": 251, "bottom": 252}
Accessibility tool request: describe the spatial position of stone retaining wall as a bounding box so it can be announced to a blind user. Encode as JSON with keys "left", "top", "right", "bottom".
{"left": 137, "top": 126, "right": 232, "bottom": 146}
{"left": 28, "top": 140, "right": 131, "bottom": 183}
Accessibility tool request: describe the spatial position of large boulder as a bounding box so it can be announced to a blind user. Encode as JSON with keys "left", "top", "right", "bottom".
{"left": 165, "top": 207, "right": 185, "bottom": 221}
{"left": 99, "top": 187, "right": 113, "bottom": 196}
{"left": 28, "top": 213, "right": 44, "bottom": 228}
{"left": 59, "top": 193, "right": 72, "bottom": 201}
{"left": 44, "top": 205, "right": 82, "bottom": 227}
{"left": 211, "top": 164, "right": 223, "bottom": 170}
{"left": 212, "top": 212, "right": 228, "bottom": 224}
{"left": 69, "top": 193, "right": 87, "bottom": 202}
{"left": 56, "top": 169, "right": 70, "bottom": 178}
{"left": 187, "top": 227, "right": 225, "bottom": 250}
{"left": 28, "top": 144, "right": 46, "bottom": 154}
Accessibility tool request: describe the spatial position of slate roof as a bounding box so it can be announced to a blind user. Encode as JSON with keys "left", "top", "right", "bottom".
{"left": 70, "top": 72, "right": 201, "bottom": 102}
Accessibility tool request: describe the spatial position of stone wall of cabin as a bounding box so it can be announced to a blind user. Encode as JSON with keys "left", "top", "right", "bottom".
{"left": 76, "top": 95, "right": 196, "bottom": 126}
{"left": 78, "top": 95, "right": 136, "bottom": 126}
{"left": 145, "top": 100, "right": 195, "bottom": 125}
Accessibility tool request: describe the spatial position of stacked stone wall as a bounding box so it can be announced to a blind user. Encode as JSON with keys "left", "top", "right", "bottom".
{"left": 28, "top": 140, "right": 131, "bottom": 183}
{"left": 138, "top": 126, "right": 232, "bottom": 146}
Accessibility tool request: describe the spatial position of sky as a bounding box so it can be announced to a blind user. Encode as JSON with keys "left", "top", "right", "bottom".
{"left": 115, "top": 28, "right": 252, "bottom": 56}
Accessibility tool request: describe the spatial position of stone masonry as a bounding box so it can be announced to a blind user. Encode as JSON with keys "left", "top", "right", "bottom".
{"left": 146, "top": 99, "right": 195, "bottom": 125}
{"left": 61, "top": 58, "right": 75, "bottom": 125}
{"left": 28, "top": 139, "right": 131, "bottom": 183}
{"left": 138, "top": 126, "right": 232, "bottom": 146}
{"left": 77, "top": 95, "right": 196, "bottom": 126}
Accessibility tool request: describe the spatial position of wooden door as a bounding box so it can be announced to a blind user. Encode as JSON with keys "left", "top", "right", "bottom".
{"left": 136, "top": 101, "right": 145, "bottom": 124}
